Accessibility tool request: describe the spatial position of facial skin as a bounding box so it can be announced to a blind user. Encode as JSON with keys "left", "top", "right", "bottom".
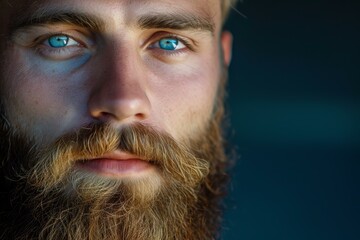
{"left": 0, "top": 0, "right": 233, "bottom": 239}
{"left": 1, "top": 0, "right": 231, "bottom": 145}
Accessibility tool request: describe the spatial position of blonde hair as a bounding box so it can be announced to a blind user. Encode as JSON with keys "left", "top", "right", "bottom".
{"left": 221, "top": 0, "right": 239, "bottom": 22}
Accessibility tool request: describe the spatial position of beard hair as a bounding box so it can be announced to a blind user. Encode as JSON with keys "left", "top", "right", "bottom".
{"left": 0, "top": 71, "right": 230, "bottom": 240}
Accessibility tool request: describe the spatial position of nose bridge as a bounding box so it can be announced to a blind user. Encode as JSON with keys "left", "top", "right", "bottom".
{"left": 106, "top": 43, "right": 144, "bottom": 97}
{"left": 88, "top": 38, "right": 150, "bottom": 123}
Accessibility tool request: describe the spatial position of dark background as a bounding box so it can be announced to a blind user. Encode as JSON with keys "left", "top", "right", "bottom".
{"left": 222, "top": 0, "right": 359, "bottom": 239}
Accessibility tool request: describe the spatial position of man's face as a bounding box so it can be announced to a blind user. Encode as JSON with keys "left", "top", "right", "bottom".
{"left": 0, "top": 0, "right": 232, "bottom": 239}
{"left": 1, "top": 0, "right": 231, "bottom": 144}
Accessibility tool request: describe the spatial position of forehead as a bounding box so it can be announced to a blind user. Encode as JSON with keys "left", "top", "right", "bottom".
{"left": 1, "top": 0, "right": 222, "bottom": 32}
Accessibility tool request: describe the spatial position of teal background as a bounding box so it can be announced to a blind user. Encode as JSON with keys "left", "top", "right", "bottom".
{"left": 222, "top": 0, "right": 359, "bottom": 239}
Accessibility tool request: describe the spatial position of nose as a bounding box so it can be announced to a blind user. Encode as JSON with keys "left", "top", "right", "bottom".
{"left": 88, "top": 45, "right": 151, "bottom": 123}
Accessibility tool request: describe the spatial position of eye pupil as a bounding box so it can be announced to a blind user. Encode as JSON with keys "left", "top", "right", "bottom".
{"left": 159, "top": 38, "right": 178, "bottom": 50}
{"left": 48, "top": 35, "right": 69, "bottom": 48}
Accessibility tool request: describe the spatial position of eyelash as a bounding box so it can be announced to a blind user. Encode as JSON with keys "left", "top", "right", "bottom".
{"left": 32, "top": 31, "right": 194, "bottom": 59}
{"left": 152, "top": 34, "right": 193, "bottom": 49}
{"left": 33, "top": 32, "right": 86, "bottom": 59}
{"left": 147, "top": 33, "right": 195, "bottom": 59}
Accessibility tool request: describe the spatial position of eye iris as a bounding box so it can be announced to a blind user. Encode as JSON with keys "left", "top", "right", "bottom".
{"left": 48, "top": 35, "right": 69, "bottom": 48}
{"left": 159, "top": 38, "right": 178, "bottom": 50}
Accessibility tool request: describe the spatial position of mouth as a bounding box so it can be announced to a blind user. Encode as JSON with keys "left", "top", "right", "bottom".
{"left": 75, "top": 151, "right": 155, "bottom": 178}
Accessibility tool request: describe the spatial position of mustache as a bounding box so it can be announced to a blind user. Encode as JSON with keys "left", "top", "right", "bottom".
{"left": 26, "top": 123, "right": 209, "bottom": 189}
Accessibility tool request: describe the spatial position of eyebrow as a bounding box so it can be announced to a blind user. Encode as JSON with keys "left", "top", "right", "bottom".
{"left": 11, "top": 11, "right": 105, "bottom": 33}
{"left": 11, "top": 10, "right": 214, "bottom": 34}
{"left": 138, "top": 13, "right": 215, "bottom": 33}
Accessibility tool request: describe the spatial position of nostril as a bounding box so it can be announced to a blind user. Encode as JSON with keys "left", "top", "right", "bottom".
{"left": 134, "top": 113, "right": 146, "bottom": 120}
{"left": 96, "top": 111, "right": 117, "bottom": 121}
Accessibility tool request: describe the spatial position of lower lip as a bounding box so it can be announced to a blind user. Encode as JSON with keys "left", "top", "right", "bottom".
{"left": 76, "top": 158, "right": 153, "bottom": 177}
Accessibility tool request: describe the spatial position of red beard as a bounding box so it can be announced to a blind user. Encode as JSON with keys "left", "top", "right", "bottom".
{"left": 0, "top": 118, "right": 229, "bottom": 239}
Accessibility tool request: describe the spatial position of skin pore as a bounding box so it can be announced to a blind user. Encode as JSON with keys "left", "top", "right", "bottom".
{"left": 0, "top": 0, "right": 233, "bottom": 239}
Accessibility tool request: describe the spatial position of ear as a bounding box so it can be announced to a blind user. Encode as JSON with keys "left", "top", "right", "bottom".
{"left": 221, "top": 31, "right": 233, "bottom": 67}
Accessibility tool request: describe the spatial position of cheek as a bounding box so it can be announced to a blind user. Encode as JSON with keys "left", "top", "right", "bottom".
{"left": 147, "top": 57, "right": 220, "bottom": 139}
{"left": 4, "top": 66, "right": 64, "bottom": 138}
{"left": 2, "top": 47, "right": 86, "bottom": 141}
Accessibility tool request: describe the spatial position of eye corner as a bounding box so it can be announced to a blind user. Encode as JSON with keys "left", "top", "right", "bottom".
{"left": 32, "top": 34, "right": 90, "bottom": 60}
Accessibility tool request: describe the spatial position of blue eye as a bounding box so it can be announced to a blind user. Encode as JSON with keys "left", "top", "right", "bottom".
{"left": 158, "top": 38, "right": 179, "bottom": 50}
{"left": 48, "top": 35, "right": 70, "bottom": 48}
{"left": 37, "top": 33, "right": 90, "bottom": 60}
